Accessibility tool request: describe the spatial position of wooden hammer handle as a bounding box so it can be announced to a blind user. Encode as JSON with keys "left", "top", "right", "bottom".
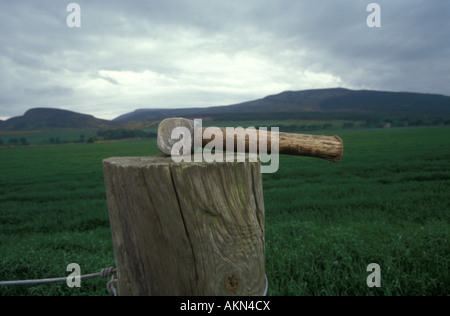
{"left": 276, "top": 132, "right": 343, "bottom": 162}
{"left": 199, "top": 128, "right": 344, "bottom": 162}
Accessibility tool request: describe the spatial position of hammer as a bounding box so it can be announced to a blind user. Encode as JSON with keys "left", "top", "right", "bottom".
{"left": 157, "top": 118, "right": 343, "bottom": 162}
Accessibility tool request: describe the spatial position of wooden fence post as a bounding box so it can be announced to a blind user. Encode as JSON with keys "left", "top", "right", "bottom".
{"left": 103, "top": 155, "right": 266, "bottom": 296}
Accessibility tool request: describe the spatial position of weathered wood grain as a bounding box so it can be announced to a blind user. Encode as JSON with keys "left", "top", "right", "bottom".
{"left": 103, "top": 155, "right": 265, "bottom": 296}
{"left": 199, "top": 127, "right": 343, "bottom": 162}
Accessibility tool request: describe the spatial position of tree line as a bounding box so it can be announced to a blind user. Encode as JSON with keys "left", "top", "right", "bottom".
{"left": 277, "top": 115, "right": 450, "bottom": 133}
{"left": 0, "top": 137, "right": 29, "bottom": 146}
{"left": 96, "top": 129, "right": 157, "bottom": 141}
{"left": 0, "top": 129, "right": 158, "bottom": 147}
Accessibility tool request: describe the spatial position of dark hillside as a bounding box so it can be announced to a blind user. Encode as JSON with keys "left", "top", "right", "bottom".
{"left": 114, "top": 88, "right": 450, "bottom": 123}
{"left": 320, "top": 90, "right": 450, "bottom": 115}
{"left": 0, "top": 108, "right": 115, "bottom": 131}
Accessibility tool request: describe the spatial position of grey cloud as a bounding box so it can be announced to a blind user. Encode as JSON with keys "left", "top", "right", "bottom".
{"left": 0, "top": 0, "right": 448, "bottom": 120}
{"left": 92, "top": 72, "right": 120, "bottom": 85}
{"left": 23, "top": 86, "right": 74, "bottom": 98}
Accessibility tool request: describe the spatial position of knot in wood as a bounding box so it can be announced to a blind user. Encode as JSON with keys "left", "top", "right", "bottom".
{"left": 225, "top": 274, "right": 240, "bottom": 294}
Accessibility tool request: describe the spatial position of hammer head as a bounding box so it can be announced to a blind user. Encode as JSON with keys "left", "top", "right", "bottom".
{"left": 157, "top": 117, "right": 198, "bottom": 155}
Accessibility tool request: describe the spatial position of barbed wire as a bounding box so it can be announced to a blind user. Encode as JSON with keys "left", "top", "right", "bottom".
{"left": 0, "top": 267, "right": 117, "bottom": 296}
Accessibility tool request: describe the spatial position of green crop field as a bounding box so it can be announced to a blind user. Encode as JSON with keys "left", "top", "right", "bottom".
{"left": 0, "top": 127, "right": 449, "bottom": 296}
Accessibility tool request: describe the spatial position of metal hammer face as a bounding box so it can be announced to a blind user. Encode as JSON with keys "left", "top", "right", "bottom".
{"left": 157, "top": 117, "right": 344, "bottom": 162}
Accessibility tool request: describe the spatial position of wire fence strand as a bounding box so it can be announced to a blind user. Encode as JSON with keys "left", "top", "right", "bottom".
{"left": 0, "top": 267, "right": 117, "bottom": 295}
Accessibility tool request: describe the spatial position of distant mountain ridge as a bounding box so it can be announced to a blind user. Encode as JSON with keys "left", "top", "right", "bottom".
{"left": 113, "top": 88, "right": 351, "bottom": 122}
{"left": 114, "top": 88, "right": 450, "bottom": 122}
{"left": 1, "top": 88, "right": 450, "bottom": 131}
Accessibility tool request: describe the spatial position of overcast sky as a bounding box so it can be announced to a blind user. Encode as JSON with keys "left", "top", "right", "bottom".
{"left": 0, "top": 0, "right": 449, "bottom": 120}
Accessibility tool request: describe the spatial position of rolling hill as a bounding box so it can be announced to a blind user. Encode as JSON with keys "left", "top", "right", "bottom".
{"left": 0, "top": 108, "right": 114, "bottom": 131}
{"left": 1, "top": 88, "right": 450, "bottom": 131}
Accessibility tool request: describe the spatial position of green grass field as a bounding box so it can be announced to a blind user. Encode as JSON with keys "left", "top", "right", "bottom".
{"left": 0, "top": 127, "right": 449, "bottom": 296}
